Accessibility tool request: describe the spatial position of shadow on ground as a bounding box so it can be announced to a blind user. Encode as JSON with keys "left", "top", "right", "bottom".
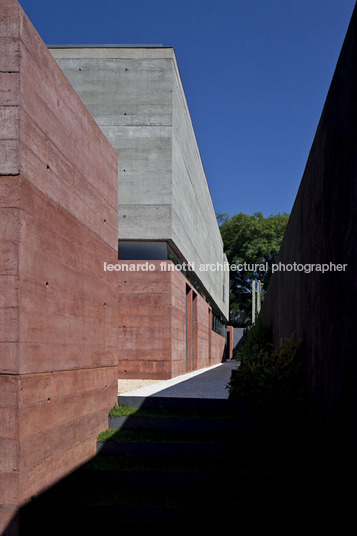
{"left": 3, "top": 393, "right": 357, "bottom": 535}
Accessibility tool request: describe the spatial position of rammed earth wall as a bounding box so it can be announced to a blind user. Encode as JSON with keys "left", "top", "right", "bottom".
{"left": 114, "top": 261, "right": 227, "bottom": 380}
{"left": 0, "top": 0, "right": 119, "bottom": 531}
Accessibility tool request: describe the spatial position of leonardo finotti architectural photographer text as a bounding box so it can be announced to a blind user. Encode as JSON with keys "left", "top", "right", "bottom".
{"left": 104, "top": 261, "right": 348, "bottom": 274}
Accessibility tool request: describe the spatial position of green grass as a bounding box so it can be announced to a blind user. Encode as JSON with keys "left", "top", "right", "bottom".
{"left": 108, "top": 405, "right": 202, "bottom": 418}
{"left": 108, "top": 404, "right": 238, "bottom": 419}
{"left": 109, "top": 405, "right": 139, "bottom": 417}
{"left": 99, "top": 404, "right": 253, "bottom": 444}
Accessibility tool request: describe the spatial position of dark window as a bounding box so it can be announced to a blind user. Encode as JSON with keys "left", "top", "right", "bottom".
{"left": 118, "top": 240, "right": 228, "bottom": 333}
{"left": 118, "top": 240, "right": 168, "bottom": 260}
{"left": 212, "top": 311, "right": 226, "bottom": 337}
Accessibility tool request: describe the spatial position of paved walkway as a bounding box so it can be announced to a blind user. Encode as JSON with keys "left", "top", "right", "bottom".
{"left": 120, "top": 360, "right": 238, "bottom": 399}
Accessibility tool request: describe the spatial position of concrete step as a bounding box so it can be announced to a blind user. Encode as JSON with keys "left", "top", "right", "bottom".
{"left": 18, "top": 393, "right": 350, "bottom": 534}
{"left": 108, "top": 414, "right": 263, "bottom": 436}
{"left": 117, "top": 394, "right": 251, "bottom": 412}
{"left": 74, "top": 458, "right": 286, "bottom": 507}
{"left": 79, "top": 466, "right": 273, "bottom": 487}
{"left": 96, "top": 436, "right": 276, "bottom": 457}
{"left": 87, "top": 447, "right": 284, "bottom": 475}
{"left": 20, "top": 439, "right": 341, "bottom": 534}
{"left": 21, "top": 498, "right": 274, "bottom": 533}
{"left": 19, "top": 487, "right": 338, "bottom": 533}
{"left": 101, "top": 394, "right": 272, "bottom": 456}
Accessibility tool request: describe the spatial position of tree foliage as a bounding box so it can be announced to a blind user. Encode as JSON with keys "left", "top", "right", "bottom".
{"left": 217, "top": 212, "right": 289, "bottom": 325}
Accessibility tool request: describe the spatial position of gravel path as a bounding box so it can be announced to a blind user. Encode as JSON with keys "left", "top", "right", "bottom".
{"left": 118, "top": 378, "right": 162, "bottom": 394}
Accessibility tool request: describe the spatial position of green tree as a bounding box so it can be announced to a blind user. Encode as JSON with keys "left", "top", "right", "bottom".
{"left": 218, "top": 212, "right": 289, "bottom": 326}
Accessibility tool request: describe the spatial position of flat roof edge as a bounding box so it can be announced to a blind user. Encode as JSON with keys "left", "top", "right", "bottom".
{"left": 48, "top": 44, "right": 167, "bottom": 49}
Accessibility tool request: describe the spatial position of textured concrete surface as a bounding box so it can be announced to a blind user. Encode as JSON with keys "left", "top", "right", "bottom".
{"left": 120, "top": 360, "right": 237, "bottom": 399}
{"left": 116, "top": 260, "right": 227, "bottom": 380}
{"left": 261, "top": 4, "right": 357, "bottom": 447}
{"left": 50, "top": 46, "right": 229, "bottom": 319}
{"left": 0, "top": 0, "right": 119, "bottom": 530}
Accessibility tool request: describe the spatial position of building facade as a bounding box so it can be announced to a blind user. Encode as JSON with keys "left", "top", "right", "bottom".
{"left": 51, "top": 46, "right": 231, "bottom": 379}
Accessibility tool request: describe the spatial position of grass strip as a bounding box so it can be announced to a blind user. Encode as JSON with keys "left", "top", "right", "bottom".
{"left": 97, "top": 428, "right": 218, "bottom": 443}
{"left": 96, "top": 427, "right": 242, "bottom": 443}
{"left": 109, "top": 405, "right": 238, "bottom": 419}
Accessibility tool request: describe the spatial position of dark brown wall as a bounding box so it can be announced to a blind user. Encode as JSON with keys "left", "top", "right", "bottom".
{"left": 261, "top": 4, "right": 357, "bottom": 446}
{"left": 0, "top": 0, "right": 119, "bottom": 529}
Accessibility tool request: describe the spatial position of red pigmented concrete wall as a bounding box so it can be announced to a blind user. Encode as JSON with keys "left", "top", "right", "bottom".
{"left": 115, "top": 261, "right": 226, "bottom": 380}
{"left": 210, "top": 331, "right": 227, "bottom": 367}
{"left": 170, "top": 267, "right": 226, "bottom": 377}
{"left": 0, "top": 0, "right": 119, "bottom": 530}
{"left": 116, "top": 261, "right": 172, "bottom": 379}
{"left": 226, "top": 326, "right": 234, "bottom": 359}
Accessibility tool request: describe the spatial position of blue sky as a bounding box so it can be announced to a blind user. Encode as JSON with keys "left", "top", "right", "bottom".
{"left": 19, "top": 0, "right": 356, "bottom": 218}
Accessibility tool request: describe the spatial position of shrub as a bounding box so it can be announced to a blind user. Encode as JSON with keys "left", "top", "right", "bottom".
{"left": 229, "top": 319, "right": 305, "bottom": 411}
{"left": 233, "top": 317, "right": 273, "bottom": 366}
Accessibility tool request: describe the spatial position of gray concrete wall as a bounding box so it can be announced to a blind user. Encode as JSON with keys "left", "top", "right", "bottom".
{"left": 261, "top": 4, "right": 357, "bottom": 447}
{"left": 51, "top": 48, "right": 173, "bottom": 241}
{"left": 171, "top": 55, "right": 230, "bottom": 316}
{"left": 50, "top": 47, "right": 229, "bottom": 318}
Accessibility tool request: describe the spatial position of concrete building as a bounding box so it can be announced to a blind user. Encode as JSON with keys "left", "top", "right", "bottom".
{"left": 0, "top": 3, "right": 231, "bottom": 528}
{"left": 50, "top": 46, "right": 231, "bottom": 379}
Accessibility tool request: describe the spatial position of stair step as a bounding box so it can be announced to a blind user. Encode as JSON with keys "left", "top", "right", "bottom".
{"left": 73, "top": 464, "right": 280, "bottom": 510}
{"left": 96, "top": 437, "right": 275, "bottom": 457}
{"left": 117, "top": 394, "right": 251, "bottom": 412}
{"left": 108, "top": 415, "right": 262, "bottom": 436}
{"left": 19, "top": 490, "right": 330, "bottom": 533}
{"left": 80, "top": 468, "right": 235, "bottom": 486}
{"left": 74, "top": 504, "right": 227, "bottom": 529}
{"left": 80, "top": 465, "right": 278, "bottom": 488}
